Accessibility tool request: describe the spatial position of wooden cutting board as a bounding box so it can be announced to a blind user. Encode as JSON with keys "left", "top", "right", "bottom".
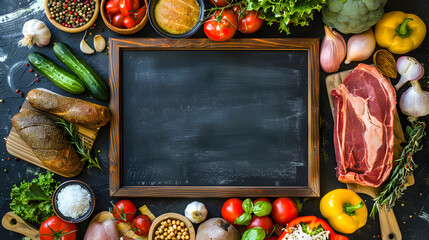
{"left": 6, "top": 99, "right": 99, "bottom": 178}
{"left": 326, "top": 69, "right": 407, "bottom": 240}
{"left": 90, "top": 205, "right": 156, "bottom": 239}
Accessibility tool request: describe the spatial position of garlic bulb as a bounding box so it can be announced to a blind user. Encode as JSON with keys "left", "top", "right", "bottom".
{"left": 345, "top": 28, "right": 375, "bottom": 64}
{"left": 80, "top": 31, "right": 95, "bottom": 54}
{"left": 395, "top": 56, "right": 424, "bottom": 90}
{"left": 18, "top": 19, "right": 51, "bottom": 48}
{"left": 184, "top": 201, "right": 208, "bottom": 224}
{"left": 320, "top": 26, "right": 346, "bottom": 73}
{"left": 399, "top": 81, "right": 429, "bottom": 118}
{"left": 94, "top": 35, "right": 106, "bottom": 52}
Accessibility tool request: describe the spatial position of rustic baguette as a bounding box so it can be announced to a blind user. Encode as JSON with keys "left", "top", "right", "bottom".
{"left": 27, "top": 88, "right": 110, "bottom": 128}
{"left": 12, "top": 110, "right": 84, "bottom": 176}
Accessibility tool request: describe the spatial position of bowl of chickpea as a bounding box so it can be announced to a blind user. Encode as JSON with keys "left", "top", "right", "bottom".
{"left": 148, "top": 213, "right": 195, "bottom": 240}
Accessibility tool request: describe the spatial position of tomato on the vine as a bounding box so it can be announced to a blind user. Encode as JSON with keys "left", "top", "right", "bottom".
{"left": 106, "top": 0, "right": 121, "bottom": 13}
{"left": 39, "top": 215, "right": 76, "bottom": 240}
{"left": 221, "top": 198, "right": 244, "bottom": 224}
{"left": 272, "top": 197, "right": 298, "bottom": 225}
{"left": 131, "top": 215, "right": 152, "bottom": 236}
{"left": 208, "top": 0, "right": 228, "bottom": 7}
{"left": 234, "top": 7, "right": 263, "bottom": 34}
{"left": 204, "top": 9, "right": 237, "bottom": 42}
{"left": 112, "top": 12, "right": 126, "bottom": 28}
{"left": 111, "top": 199, "right": 137, "bottom": 223}
{"left": 247, "top": 215, "right": 273, "bottom": 232}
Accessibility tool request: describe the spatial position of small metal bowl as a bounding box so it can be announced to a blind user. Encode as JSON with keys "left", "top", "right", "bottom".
{"left": 52, "top": 180, "right": 95, "bottom": 223}
{"left": 148, "top": 0, "right": 205, "bottom": 39}
{"left": 44, "top": 0, "right": 100, "bottom": 33}
{"left": 148, "top": 213, "right": 195, "bottom": 240}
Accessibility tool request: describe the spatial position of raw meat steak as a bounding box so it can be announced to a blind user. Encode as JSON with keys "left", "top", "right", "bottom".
{"left": 331, "top": 64, "right": 396, "bottom": 187}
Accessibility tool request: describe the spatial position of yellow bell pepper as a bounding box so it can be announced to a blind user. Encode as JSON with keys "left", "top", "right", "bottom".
{"left": 375, "top": 11, "right": 426, "bottom": 54}
{"left": 320, "top": 189, "right": 367, "bottom": 234}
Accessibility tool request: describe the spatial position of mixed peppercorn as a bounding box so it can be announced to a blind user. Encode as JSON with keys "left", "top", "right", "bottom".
{"left": 48, "top": 0, "right": 96, "bottom": 28}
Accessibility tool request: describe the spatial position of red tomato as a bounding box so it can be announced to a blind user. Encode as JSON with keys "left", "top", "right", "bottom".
{"left": 112, "top": 199, "right": 137, "bottom": 223}
{"left": 123, "top": 6, "right": 146, "bottom": 28}
{"left": 105, "top": 10, "right": 116, "bottom": 22}
{"left": 106, "top": 0, "right": 121, "bottom": 13}
{"left": 253, "top": 198, "right": 270, "bottom": 204}
{"left": 237, "top": 9, "right": 263, "bottom": 34}
{"left": 131, "top": 215, "right": 152, "bottom": 236}
{"left": 204, "top": 10, "right": 237, "bottom": 42}
{"left": 39, "top": 215, "right": 76, "bottom": 240}
{"left": 221, "top": 198, "right": 244, "bottom": 224}
{"left": 111, "top": 12, "right": 126, "bottom": 28}
{"left": 208, "top": 0, "right": 228, "bottom": 7}
{"left": 272, "top": 198, "right": 298, "bottom": 225}
{"left": 119, "top": 0, "right": 139, "bottom": 16}
{"left": 247, "top": 215, "right": 273, "bottom": 232}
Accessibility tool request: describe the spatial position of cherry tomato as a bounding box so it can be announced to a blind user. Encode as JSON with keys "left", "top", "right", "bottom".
{"left": 106, "top": 0, "right": 121, "bottom": 13}
{"left": 123, "top": 6, "right": 146, "bottom": 28}
{"left": 204, "top": 9, "right": 237, "bottom": 42}
{"left": 247, "top": 215, "right": 273, "bottom": 232}
{"left": 39, "top": 215, "right": 76, "bottom": 240}
{"left": 112, "top": 199, "right": 137, "bottom": 223}
{"left": 253, "top": 198, "right": 270, "bottom": 204}
{"left": 111, "top": 12, "right": 126, "bottom": 28}
{"left": 221, "top": 198, "right": 244, "bottom": 224}
{"left": 236, "top": 8, "right": 263, "bottom": 34}
{"left": 119, "top": 0, "right": 139, "bottom": 16}
{"left": 131, "top": 215, "right": 152, "bottom": 236}
{"left": 272, "top": 197, "right": 298, "bottom": 225}
{"left": 208, "top": 0, "right": 228, "bottom": 7}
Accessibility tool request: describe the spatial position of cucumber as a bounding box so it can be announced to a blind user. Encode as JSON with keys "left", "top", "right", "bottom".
{"left": 53, "top": 42, "right": 109, "bottom": 101}
{"left": 27, "top": 52, "right": 85, "bottom": 94}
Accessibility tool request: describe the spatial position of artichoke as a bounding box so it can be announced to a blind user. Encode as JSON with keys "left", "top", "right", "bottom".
{"left": 322, "top": 0, "right": 388, "bottom": 34}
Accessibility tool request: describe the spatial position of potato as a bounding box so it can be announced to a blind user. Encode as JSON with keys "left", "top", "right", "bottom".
{"left": 196, "top": 218, "right": 240, "bottom": 240}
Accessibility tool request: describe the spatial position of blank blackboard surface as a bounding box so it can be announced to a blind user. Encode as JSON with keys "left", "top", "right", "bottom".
{"left": 122, "top": 50, "right": 308, "bottom": 186}
{"left": 109, "top": 38, "right": 320, "bottom": 197}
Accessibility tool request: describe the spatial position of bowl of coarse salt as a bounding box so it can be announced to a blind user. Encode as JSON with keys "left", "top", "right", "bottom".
{"left": 52, "top": 180, "right": 95, "bottom": 223}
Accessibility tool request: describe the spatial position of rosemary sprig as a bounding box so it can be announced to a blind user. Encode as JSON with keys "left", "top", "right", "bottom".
{"left": 370, "top": 120, "right": 426, "bottom": 218}
{"left": 56, "top": 118, "right": 102, "bottom": 171}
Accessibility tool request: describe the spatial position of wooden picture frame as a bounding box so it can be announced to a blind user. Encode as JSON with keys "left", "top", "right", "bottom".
{"left": 109, "top": 38, "right": 320, "bottom": 197}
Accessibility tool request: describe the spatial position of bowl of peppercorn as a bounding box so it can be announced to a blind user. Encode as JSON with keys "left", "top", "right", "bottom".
{"left": 45, "top": 0, "right": 99, "bottom": 33}
{"left": 100, "top": 0, "right": 148, "bottom": 34}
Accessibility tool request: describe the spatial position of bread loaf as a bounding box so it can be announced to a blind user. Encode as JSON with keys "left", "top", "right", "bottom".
{"left": 12, "top": 110, "right": 84, "bottom": 175}
{"left": 27, "top": 88, "right": 110, "bottom": 128}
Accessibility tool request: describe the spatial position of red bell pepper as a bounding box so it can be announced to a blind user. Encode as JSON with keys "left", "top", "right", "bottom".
{"left": 278, "top": 216, "right": 348, "bottom": 240}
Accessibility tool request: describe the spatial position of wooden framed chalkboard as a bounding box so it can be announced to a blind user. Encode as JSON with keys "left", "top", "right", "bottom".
{"left": 109, "top": 38, "right": 320, "bottom": 197}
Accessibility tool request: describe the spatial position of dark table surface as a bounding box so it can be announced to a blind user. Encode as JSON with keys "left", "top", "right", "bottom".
{"left": 0, "top": 0, "right": 428, "bottom": 239}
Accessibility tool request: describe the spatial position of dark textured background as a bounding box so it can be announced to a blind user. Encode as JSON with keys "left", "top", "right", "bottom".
{"left": 0, "top": 0, "right": 428, "bottom": 239}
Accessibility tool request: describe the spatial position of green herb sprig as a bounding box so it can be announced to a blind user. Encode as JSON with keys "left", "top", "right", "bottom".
{"left": 370, "top": 120, "right": 426, "bottom": 218}
{"left": 57, "top": 118, "right": 102, "bottom": 171}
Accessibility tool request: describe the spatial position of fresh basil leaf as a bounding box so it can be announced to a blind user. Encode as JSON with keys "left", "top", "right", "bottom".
{"left": 253, "top": 201, "right": 272, "bottom": 217}
{"left": 242, "top": 198, "right": 254, "bottom": 214}
{"left": 242, "top": 227, "right": 266, "bottom": 240}
{"left": 234, "top": 213, "right": 252, "bottom": 225}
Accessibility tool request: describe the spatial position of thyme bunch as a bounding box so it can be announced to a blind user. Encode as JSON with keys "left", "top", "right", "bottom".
{"left": 57, "top": 118, "right": 102, "bottom": 171}
{"left": 370, "top": 120, "right": 426, "bottom": 218}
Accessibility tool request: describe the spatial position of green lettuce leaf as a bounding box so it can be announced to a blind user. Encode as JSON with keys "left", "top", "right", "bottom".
{"left": 10, "top": 172, "right": 60, "bottom": 224}
{"left": 245, "top": 0, "right": 325, "bottom": 34}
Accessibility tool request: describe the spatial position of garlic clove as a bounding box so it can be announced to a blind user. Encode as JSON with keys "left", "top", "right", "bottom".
{"left": 94, "top": 35, "right": 106, "bottom": 52}
{"left": 80, "top": 31, "right": 95, "bottom": 55}
{"left": 395, "top": 56, "right": 425, "bottom": 90}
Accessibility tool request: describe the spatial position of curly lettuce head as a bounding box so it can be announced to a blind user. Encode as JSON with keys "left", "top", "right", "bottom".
{"left": 322, "top": 0, "right": 388, "bottom": 34}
